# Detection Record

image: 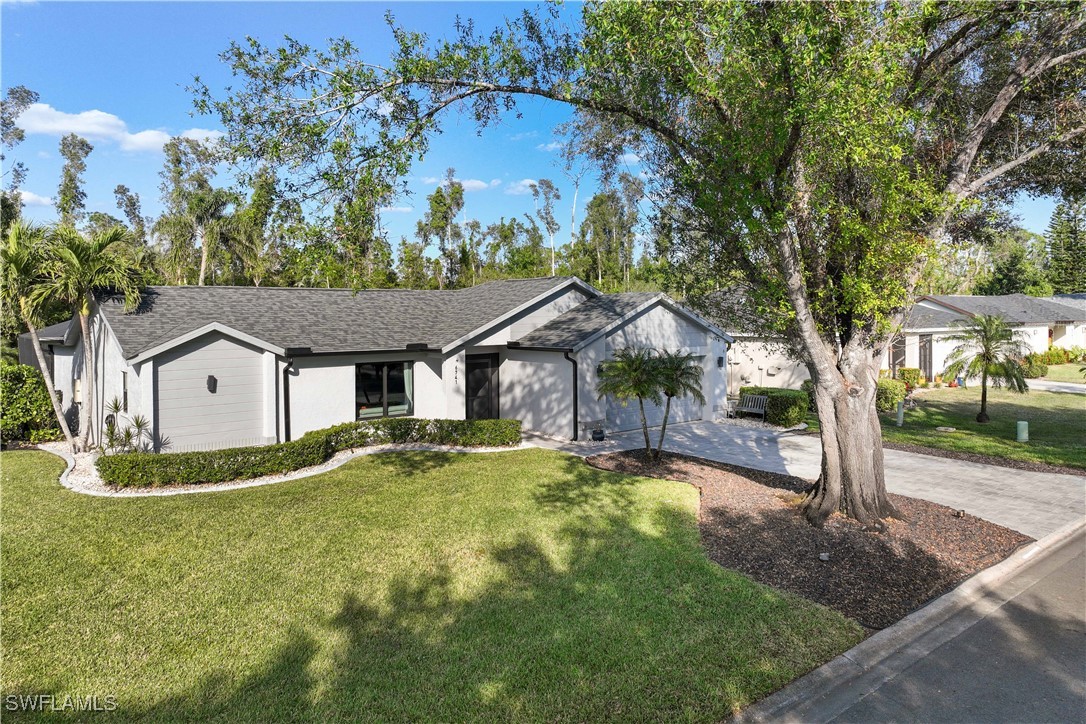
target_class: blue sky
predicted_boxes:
[1,1,1058,250]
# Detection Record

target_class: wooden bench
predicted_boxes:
[735,394,768,421]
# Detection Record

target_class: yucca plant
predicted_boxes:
[942,314,1028,423]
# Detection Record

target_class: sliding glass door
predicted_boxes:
[356,361,414,419]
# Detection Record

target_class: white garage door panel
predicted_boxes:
[156,332,269,452]
[606,395,702,433]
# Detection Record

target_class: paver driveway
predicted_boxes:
[528,421,1086,539]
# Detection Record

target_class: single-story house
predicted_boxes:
[20,276,732,452]
[885,293,1086,380]
[725,293,1085,391]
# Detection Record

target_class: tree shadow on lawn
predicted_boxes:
[94,457,857,722]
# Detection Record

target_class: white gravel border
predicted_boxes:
[36,440,534,498]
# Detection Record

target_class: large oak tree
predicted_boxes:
[197,1,1084,525]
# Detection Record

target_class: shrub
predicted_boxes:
[0,362,60,442]
[800,379,816,412]
[97,435,330,487]
[875,379,907,412]
[1040,347,1070,365]
[1067,346,1086,363]
[98,417,523,487]
[896,367,922,390]
[738,386,809,427]
[1020,354,1048,379]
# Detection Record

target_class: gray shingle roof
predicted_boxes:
[924,294,1086,324]
[905,304,967,329]
[98,277,575,358]
[513,293,660,349]
[33,320,73,342]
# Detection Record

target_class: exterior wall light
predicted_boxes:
[207,375,218,393]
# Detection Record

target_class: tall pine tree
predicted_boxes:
[1045,200,1086,294]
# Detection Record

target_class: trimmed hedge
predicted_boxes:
[875,379,907,412]
[96,435,329,487]
[96,417,523,487]
[738,386,809,427]
[306,417,523,451]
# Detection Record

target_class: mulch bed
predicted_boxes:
[586,449,1032,630]
[881,440,1085,477]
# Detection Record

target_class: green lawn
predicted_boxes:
[1,449,860,721]
[880,386,1086,470]
[1043,363,1086,385]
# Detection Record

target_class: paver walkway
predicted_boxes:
[1029,378,1086,394]
[528,420,1086,539]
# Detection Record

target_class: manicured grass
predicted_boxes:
[880,387,1086,470]
[1,449,861,721]
[1043,363,1086,385]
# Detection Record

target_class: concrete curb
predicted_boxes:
[38,442,535,498]
[737,516,1086,723]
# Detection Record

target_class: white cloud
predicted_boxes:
[620,152,641,164]
[505,178,537,196]
[16,103,221,154]
[420,176,496,192]
[19,190,52,207]
[536,141,562,152]
[508,130,538,142]
[36,150,50,159]
[380,206,413,213]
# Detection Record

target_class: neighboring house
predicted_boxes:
[886,294,1086,380]
[724,292,1086,392]
[20,276,732,452]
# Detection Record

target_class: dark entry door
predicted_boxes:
[919,334,933,380]
[466,354,499,419]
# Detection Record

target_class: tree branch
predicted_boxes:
[963,124,1086,196]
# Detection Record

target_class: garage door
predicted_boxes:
[157,332,268,452]
[606,394,703,433]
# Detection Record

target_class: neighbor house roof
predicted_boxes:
[513,291,733,351]
[920,294,1086,325]
[97,277,583,360]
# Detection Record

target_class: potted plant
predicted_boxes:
[591,423,606,441]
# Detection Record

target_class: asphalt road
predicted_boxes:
[831,527,1086,723]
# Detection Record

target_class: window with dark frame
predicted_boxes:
[121,371,128,412]
[356,361,413,419]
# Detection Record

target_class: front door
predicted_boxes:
[465,354,499,419]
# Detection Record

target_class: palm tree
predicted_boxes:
[34,225,141,450]
[596,347,662,456]
[942,314,1028,423]
[654,351,705,459]
[1,222,77,450]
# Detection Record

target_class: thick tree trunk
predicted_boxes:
[637,397,652,455]
[25,322,77,452]
[801,354,899,527]
[77,310,95,452]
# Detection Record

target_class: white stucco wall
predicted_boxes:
[289,352,443,437]
[500,348,574,439]
[727,337,809,395]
